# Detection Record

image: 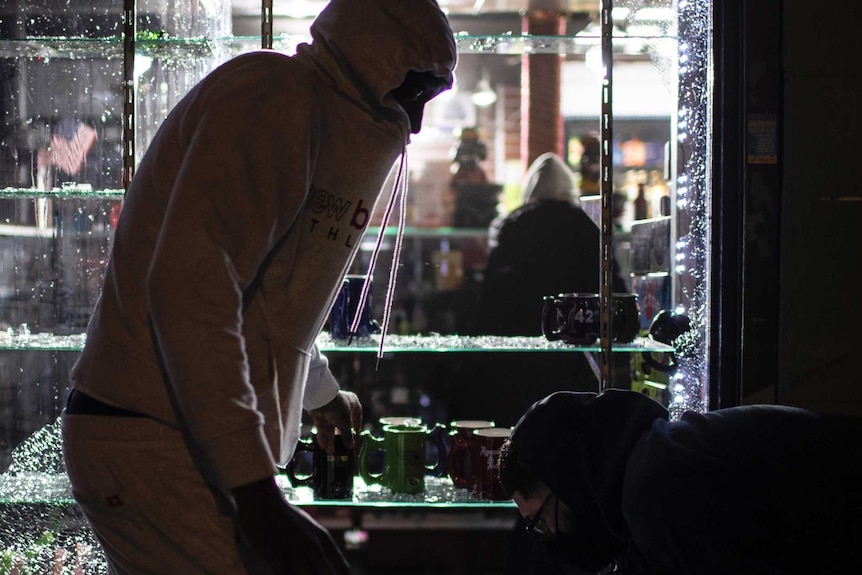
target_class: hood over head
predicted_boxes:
[304,0,457,133]
[508,390,668,545]
[299,0,457,355]
[521,152,578,204]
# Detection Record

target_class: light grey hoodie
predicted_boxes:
[70,0,456,490]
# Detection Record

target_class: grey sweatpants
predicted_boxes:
[61,412,256,575]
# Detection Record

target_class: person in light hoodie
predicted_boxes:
[61,1,456,573]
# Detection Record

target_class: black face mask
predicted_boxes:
[390,70,449,134]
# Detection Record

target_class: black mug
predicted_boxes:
[542,293,641,345]
[641,309,691,374]
[285,434,355,500]
[329,274,380,340]
[542,293,600,345]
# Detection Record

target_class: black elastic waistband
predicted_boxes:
[66,389,145,418]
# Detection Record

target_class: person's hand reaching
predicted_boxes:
[308,390,362,453]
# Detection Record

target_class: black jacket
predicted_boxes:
[511,391,862,574]
[480,200,627,335]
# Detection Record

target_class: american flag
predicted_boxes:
[49,120,98,176]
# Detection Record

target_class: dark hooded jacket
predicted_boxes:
[508,390,862,574]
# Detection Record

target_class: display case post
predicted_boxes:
[599,0,615,391]
[123,0,136,191]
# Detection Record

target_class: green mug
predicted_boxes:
[359,424,438,495]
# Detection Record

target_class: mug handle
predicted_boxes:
[641,310,690,374]
[425,423,449,477]
[641,350,679,374]
[358,430,386,486]
[285,436,315,487]
[541,297,565,341]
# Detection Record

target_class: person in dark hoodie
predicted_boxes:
[461,154,629,428]
[499,390,862,574]
[60,1,456,574]
[480,152,627,336]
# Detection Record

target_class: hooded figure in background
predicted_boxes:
[62,1,456,574]
[500,390,862,574]
[480,152,627,336]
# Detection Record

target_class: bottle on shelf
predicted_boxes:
[634,183,649,221]
[579,134,601,195]
[648,170,670,218]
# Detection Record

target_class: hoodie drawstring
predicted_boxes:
[349,145,409,362]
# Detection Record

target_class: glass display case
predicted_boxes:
[0,0,712,572]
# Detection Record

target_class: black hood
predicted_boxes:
[509,390,669,545]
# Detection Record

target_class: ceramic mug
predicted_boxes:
[285,433,355,500]
[473,427,512,501]
[364,417,430,476]
[329,274,380,340]
[379,418,449,476]
[376,415,449,476]
[542,293,600,345]
[359,423,448,494]
[446,419,496,490]
[542,292,641,345]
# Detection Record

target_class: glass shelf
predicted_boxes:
[0,31,677,62]
[0,473,513,509]
[276,476,515,509]
[366,226,487,239]
[202,33,679,58]
[0,37,216,60]
[317,334,672,353]
[455,33,674,55]
[0,187,124,200]
[0,331,673,353]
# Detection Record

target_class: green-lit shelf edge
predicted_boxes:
[0,332,674,353]
[0,31,678,60]
[0,37,215,60]
[0,474,515,509]
[366,226,487,238]
[0,187,125,199]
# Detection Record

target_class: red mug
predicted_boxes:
[446,419,495,489]
[472,427,512,501]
